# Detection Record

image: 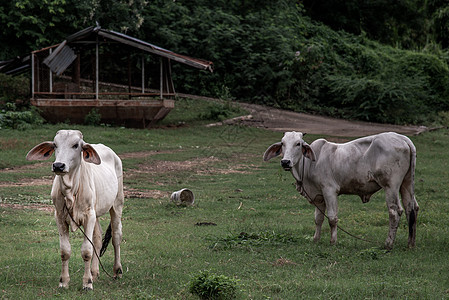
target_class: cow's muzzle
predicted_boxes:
[52,162,66,174]
[280,159,292,171]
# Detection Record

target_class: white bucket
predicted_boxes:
[170,188,195,205]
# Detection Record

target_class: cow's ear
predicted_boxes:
[263,142,282,161]
[302,143,316,161]
[82,143,101,165]
[26,142,55,161]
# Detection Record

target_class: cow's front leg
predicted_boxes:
[81,210,96,290]
[90,219,102,281]
[55,211,71,288]
[313,199,326,242]
[323,191,339,245]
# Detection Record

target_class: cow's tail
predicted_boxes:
[100,222,112,257]
[403,136,419,247]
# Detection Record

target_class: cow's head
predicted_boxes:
[263,131,316,171]
[26,130,101,175]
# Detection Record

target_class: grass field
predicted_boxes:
[1,98,449,299]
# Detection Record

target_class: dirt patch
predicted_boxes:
[0,153,252,205]
[0,177,53,188]
[0,203,54,213]
[0,150,177,174]
[126,156,253,178]
[124,187,170,199]
[235,103,428,137]
[119,150,180,160]
[272,258,297,267]
[1,162,49,173]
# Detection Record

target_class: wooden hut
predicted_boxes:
[30,25,213,127]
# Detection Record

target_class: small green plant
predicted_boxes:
[84,108,102,126]
[189,270,239,300]
[359,247,388,260]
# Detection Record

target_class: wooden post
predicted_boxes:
[95,37,99,100]
[73,54,80,85]
[49,48,53,93]
[160,57,163,99]
[128,55,132,99]
[31,53,35,98]
[141,56,145,94]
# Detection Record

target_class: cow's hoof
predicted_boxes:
[114,268,123,280]
[83,278,93,291]
[384,244,393,251]
[59,279,69,289]
[384,239,394,250]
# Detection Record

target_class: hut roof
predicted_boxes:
[1,25,213,76]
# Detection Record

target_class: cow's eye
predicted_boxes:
[73,143,79,149]
[296,142,301,146]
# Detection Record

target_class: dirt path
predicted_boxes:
[178,93,428,137]
[237,103,428,137]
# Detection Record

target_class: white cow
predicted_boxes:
[264,131,419,249]
[26,130,124,290]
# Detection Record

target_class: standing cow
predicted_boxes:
[26,130,124,290]
[264,131,419,249]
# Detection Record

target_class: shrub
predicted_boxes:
[84,108,102,126]
[199,101,244,121]
[0,74,29,106]
[189,270,239,300]
[0,103,44,130]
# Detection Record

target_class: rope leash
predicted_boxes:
[63,201,115,279]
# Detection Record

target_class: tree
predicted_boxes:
[0,0,148,59]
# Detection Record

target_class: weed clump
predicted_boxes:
[189,270,239,300]
[209,230,300,250]
[84,108,102,126]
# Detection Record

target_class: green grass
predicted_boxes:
[1,100,449,298]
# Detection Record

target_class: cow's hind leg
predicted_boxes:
[90,219,102,281]
[110,205,123,278]
[400,181,419,248]
[385,188,403,250]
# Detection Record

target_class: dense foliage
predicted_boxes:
[1,0,449,124]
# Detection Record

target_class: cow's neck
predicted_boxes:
[58,163,84,214]
[292,157,313,201]
[291,157,307,184]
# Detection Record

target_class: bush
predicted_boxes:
[199,100,245,121]
[84,108,102,126]
[0,103,44,130]
[0,74,29,106]
[189,270,239,300]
